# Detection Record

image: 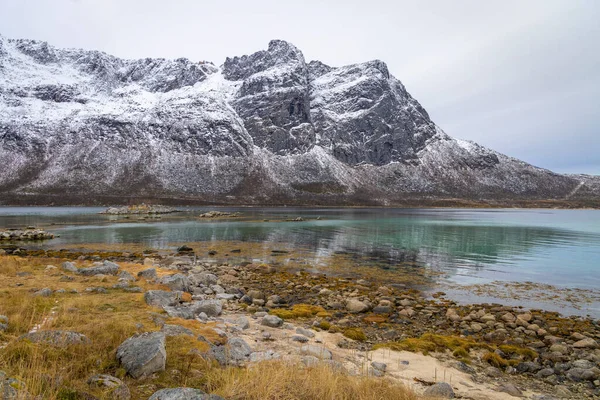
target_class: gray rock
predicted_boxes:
[193,300,223,317]
[497,383,522,397]
[34,288,52,297]
[0,315,8,324]
[249,350,280,363]
[144,290,183,307]
[301,355,320,367]
[573,338,599,349]
[235,316,250,330]
[296,327,315,338]
[454,361,476,374]
[189,272,218,287]
[210,337,253,366]
[345,299,369,313]
[159,274,191,292]
[116,332,166,379]
[536,368,555,378]
[61,261,78,273]
[0,371,26,399]
[300,345,332,360]
[78,260,119,276]
[137,268,157,280]
[216,293,236,300]
[423,382,455,398]
[572,359,595,369]
[371,362,387,372]
[261,315,283,328]
[161,324,194,337]
[516,361,541,373]
[149,388,224,400]
[292,335,309,343]
[21,330,89,346]
[87,374,130,400]
[567,367,600,381]
[485,366,502,378]
[118,271,136,282]
[85,286,108,293]
[372,305,392,314]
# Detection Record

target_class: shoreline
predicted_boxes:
[0,195,599,210]
[1,247,599,398]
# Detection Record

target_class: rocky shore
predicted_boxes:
[0,228,54,241]
[199,211,241,218]
[1,246,599,399]
[100,205,180,215]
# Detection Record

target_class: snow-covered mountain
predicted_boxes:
[0,35,597,205]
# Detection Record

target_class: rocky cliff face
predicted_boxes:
[0,34,597,205]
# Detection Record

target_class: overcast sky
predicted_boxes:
[1,0,599,175]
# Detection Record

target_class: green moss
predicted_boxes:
[318,321,331,330]
[498,345,538,361]
[269,304,326,320]
[373,333,491,357]
[452,347,469,358]
[482,351,509,368]
[343,328,367,341]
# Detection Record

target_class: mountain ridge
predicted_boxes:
[0,34,598,207]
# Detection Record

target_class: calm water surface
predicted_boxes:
[1,207,599,315]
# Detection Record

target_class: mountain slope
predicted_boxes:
[0,35,597,206]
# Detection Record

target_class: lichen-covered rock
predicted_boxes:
[61,261,78,273]
[144,290,184,308]
[116,332,166,379]
[78,260,119,276]
[137,268,157,280]
[209,337,253,366]
[0,371,27,399]
[148,388,224,400]
[87,374,130,400]
[159,273,190,292]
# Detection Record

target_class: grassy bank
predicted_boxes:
[0,255,419,399]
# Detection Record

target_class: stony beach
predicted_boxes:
[1,242,599,399]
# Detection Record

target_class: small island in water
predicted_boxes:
[100,204,180,215]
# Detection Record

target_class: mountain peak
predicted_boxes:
[0,34,595,205]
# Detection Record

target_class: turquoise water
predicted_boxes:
[1,207,599,314]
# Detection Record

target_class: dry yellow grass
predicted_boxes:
[0,255,422,399]
[206,360,419,400]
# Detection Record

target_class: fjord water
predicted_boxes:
[1,207,599,314]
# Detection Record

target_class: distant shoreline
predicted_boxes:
[0,194,598,210]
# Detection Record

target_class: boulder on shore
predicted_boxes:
[116,332,166,379]
[149,388,224,400]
